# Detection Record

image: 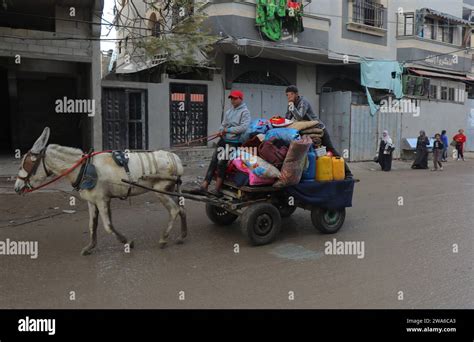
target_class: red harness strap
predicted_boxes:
[24,150,112,193]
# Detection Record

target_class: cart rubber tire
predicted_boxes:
[206,203,238,226]
[311,208,346,234]
[240,203,281,246]
[275,203,297,218]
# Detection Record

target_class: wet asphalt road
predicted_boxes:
[0,159,473,309]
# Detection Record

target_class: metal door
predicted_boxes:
[102,88,126,150]
[102,88,147,150]
[349,105,378,161]
[232,83,287,119]
[319,91,351,157]
[170,83,207,146]
[261,85,288,119]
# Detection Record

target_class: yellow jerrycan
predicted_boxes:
[332,156,345,181]
[316,155,333,181]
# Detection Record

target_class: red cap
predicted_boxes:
[228,90,244,100]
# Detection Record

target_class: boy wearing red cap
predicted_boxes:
[198,90,251,196]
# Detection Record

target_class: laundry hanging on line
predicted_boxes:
[360,60,404,115]
[256,0,304,41]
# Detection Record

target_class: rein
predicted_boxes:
[23,150,112,193]
[170,132,220,149]
[21,132,222,193]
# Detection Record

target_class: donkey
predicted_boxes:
[14,127,187,255]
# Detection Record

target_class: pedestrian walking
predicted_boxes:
[432,133,444,171]
[411,130,430,169]
[453,129,467,161]
[440,130,448,162]
[377,130,394,171]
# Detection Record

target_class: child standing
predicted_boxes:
[432,133,444,171]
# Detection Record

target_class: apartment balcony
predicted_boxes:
[201,0,331,64]
[396,8,473,73]
[346,0,387,37]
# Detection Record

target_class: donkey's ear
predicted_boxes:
[31,127,51,153]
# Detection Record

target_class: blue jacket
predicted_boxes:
[219,103,251,143]
[441,134,449,148]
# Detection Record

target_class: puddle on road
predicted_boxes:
[270,243,323,261]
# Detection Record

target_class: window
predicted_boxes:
[0,3,55,32]
[397,12,414,36]
[429,85,438,99]
[440,86,448,100]
[448,88,455,101]
[437,21,454,44]
[423,18,435,39]
[148,12,162,37]
[118,41,122,54]
[352,0,385,28]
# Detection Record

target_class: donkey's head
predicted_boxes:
[15,127,52,194]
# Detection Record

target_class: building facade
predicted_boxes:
[105,0,474,159]
[0,0,104,153]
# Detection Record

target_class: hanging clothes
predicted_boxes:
[360,60,404,115]
[256,0,304,41]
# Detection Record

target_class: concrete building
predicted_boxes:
[0,0,104,153]
[105,0,474,159]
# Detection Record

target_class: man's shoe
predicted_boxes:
[188,187,208,196]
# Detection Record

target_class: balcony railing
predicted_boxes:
[352,0,385,29]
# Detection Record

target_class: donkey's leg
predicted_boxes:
[97,199,134,249]
[155,193,181,248]
[177,206,188,244]
[81,202,99,256]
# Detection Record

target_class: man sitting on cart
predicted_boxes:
[285,85,354,180]
[196,90,251,197]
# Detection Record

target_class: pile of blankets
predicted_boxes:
[287,120,324,146]
[225,118,319,188]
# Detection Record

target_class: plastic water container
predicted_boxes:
[316,155,333,181]
[332,156,345,181]
[302,149,316,181]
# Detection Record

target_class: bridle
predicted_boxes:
[17,148,112,194]
[17,148,53,190]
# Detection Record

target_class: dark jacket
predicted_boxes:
[285,96,318,121]
[433,140,444,150]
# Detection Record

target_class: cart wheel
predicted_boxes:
[241,203,281,246]
[311,208,346,234]
[275,203,297,218]
[206,203,238,226]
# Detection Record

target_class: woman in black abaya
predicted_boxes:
[411,130,430,169]
[377,130,394,171]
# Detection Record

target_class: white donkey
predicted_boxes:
[14,127,187,255]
